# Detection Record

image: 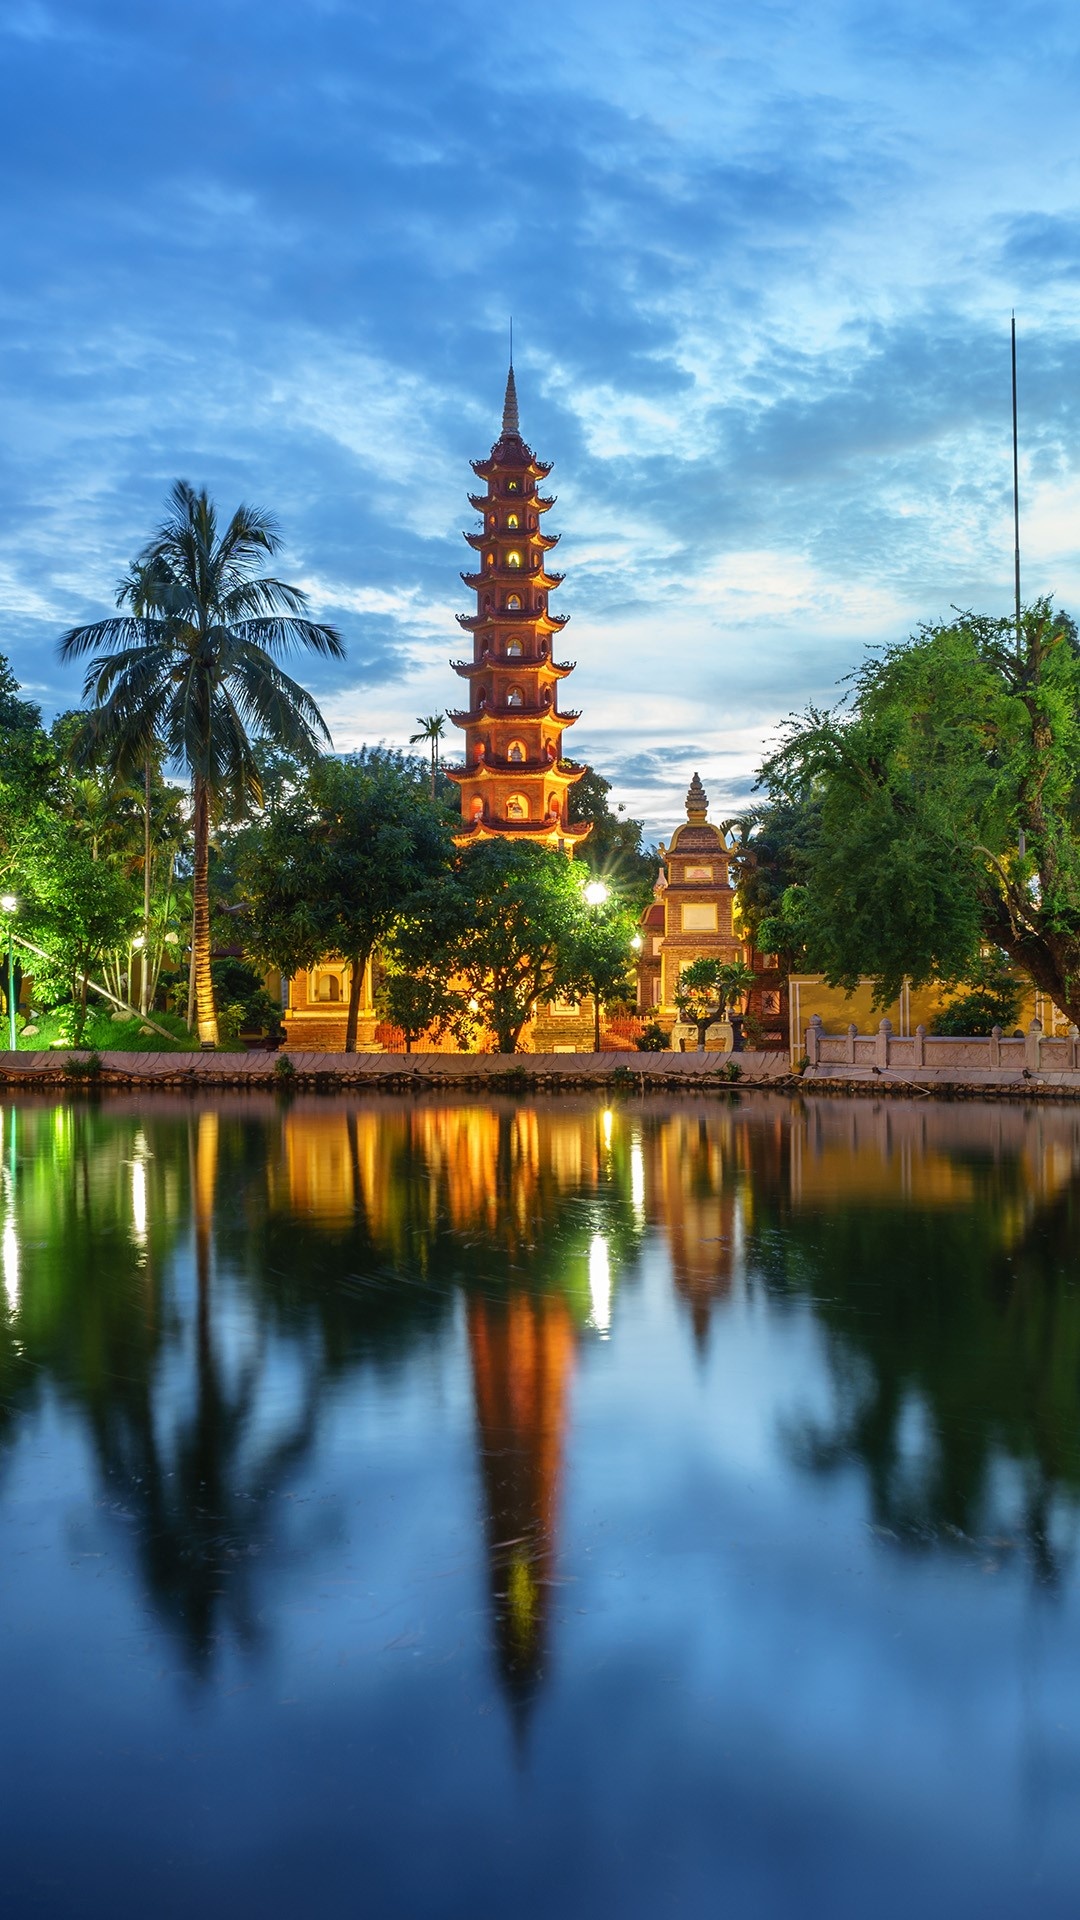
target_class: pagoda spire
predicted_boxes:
[447,369,591,850]
[502,362,520,438]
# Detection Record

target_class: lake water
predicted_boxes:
[3,1092,1080,1917]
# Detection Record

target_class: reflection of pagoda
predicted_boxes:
[467,1291,575,1722]
[652,1114,738,1348]
[448,366,590,849]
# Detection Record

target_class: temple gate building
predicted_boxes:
[448,365,590,850]
[635,771,785,1046]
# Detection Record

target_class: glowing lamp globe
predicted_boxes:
[583,881,609,907]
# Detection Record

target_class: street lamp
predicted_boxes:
[0,896,17,1052]
[583,880,609,908]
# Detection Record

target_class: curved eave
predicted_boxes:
[456,610,569,634]
[450,656,575,680]
[453,818,592,847]
[448,707,580,729]
[462,528,560,552]
[471,453,552,480]
[446,758,587,782]
[459,568,564,591]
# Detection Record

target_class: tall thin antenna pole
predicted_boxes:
[509,316,513,369]
[1012,312,1022,659]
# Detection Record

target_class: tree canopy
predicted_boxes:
[241,750,453,1050]
[756,602,1080,1025]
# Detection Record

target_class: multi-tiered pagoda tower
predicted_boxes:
[447,367,590,849]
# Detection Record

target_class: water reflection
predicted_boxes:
[4,1090,1076,1912]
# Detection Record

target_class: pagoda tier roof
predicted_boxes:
[457,609,568,633]
[448,706,580,729]
[471,454,554,482]
[453,817,592,846]
[446,755,587,781]
[450,656,575,679]
[466,490,556,514]
[462,527,560,552]
[460,567,565,592]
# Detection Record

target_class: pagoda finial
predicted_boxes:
[686,771,708,820]
[501,362,520,438]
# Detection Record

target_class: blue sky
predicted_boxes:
[4,0,1080,837]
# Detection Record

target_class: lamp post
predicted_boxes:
[0,895,17,1052]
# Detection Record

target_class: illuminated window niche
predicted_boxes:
[507,739,527,763]
[506,685,524,708]
[507,550,522,569]
[506,594,522,611]
[506,793,529,820]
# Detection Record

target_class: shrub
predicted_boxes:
[635,1022,670,1052]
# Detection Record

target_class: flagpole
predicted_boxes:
[1012,313,1022,659]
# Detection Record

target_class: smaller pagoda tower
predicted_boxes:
[447,367,590,849]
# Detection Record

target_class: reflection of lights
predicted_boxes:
[630,1133,645,1215]
[588,1232,611,1335]
[601,1108,613,1150]
[131,1129,149,1245]
[467,998,480,1015]
[2,1215,18,1312]
[131,1161,147,1243]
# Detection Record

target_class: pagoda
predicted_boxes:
[447,366,590,849]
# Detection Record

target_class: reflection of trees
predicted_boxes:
[746,1104,1080,1582]
[0,1095,646,1700]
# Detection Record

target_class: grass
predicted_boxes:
[16,1007,194,1052]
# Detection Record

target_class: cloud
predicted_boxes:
[4,0,1080,828]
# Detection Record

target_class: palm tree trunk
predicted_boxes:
[344,950,369,1054]
[141,755,152,1015]
[192,775,218,1047]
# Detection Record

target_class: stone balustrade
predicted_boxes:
[805,1015,1080,1073]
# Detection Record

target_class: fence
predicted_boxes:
[805,1015,1080,1073]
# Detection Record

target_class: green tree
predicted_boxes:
[759,602,1080,1024]
[242,751,453,1052]
[562,894,639,1050]
[377,964,467,1053]
[59,482,344,1046]
[392,841,589,1054]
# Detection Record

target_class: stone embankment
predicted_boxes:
[0,1047,795,1092]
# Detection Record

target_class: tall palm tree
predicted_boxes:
[60,482,344,1046]
[409,713,446,800]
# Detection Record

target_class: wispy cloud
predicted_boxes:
[3,0,1080,832]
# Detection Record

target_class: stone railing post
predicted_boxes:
[990,1025,1002,1068]
[1025,1019,1043,1072]
[806,1013,823,1065]
[1072,1026,1080,1071]
[846,1022,857,1064]
[914,1023,926,1067]
[876,1018,892,1069]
